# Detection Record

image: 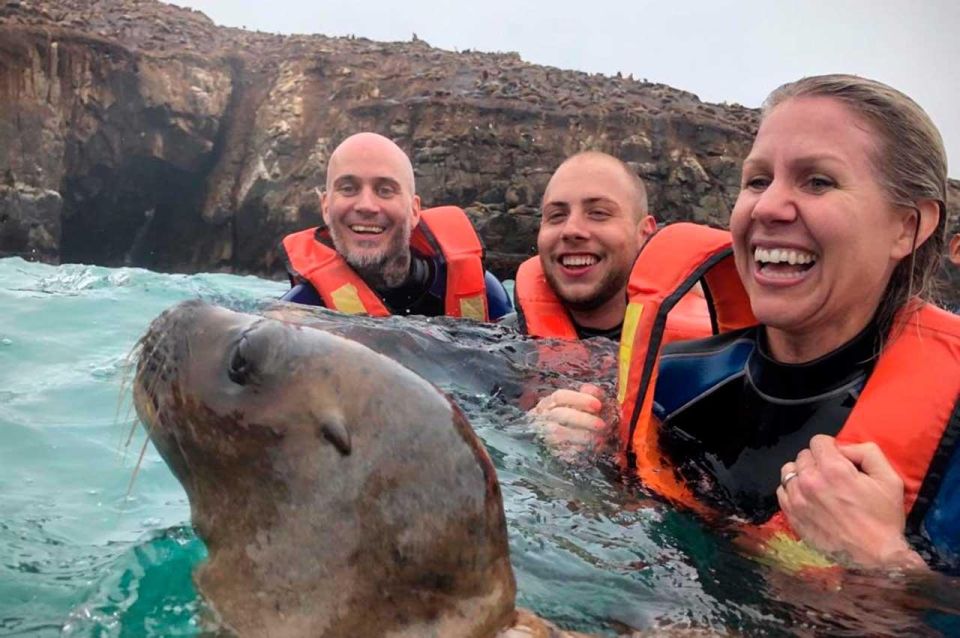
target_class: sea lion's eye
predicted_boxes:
[228,337,251,385]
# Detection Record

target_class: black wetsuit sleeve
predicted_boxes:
[483,271,513,320]
[280,282,325,306]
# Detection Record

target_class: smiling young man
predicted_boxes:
[506,151,657,340]
[280,132,512,320]
[518,152,721,454]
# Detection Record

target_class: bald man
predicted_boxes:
[280,133,512,319]
[504,151,657,340]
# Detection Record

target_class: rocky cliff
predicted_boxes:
[1,0,957,299]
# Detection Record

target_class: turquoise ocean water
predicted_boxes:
[2,256,958,637]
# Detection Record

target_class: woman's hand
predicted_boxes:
[530,383,611,459]
[777,434,928,570]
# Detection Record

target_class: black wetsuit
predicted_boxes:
[652,321,880,523]
[575,322,623,341]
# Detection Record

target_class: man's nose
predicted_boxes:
[354,186,380,212]
[560,210,590,239]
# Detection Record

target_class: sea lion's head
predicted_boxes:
[133,300,516,637]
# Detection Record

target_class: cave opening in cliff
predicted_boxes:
[60,157,220,273]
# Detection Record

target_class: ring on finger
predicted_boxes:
[781,470,799,488]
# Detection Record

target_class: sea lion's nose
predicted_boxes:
[224,318,298,388]
[227,319,269,386]
[228,336,253,385]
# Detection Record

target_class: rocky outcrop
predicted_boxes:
[0,0,957,303]
[0,183,62,261]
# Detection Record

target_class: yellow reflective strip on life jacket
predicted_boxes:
[459,294,486,322]
[617,302,644,405]
[761,533,835,572]
[330,283,367,315]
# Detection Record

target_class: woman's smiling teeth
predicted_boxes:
[754,247,817,266]
[754,246,817,280]
[350,224,385,234]
[561,254,599,267]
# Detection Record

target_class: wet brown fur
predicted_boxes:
[133,300,517,637]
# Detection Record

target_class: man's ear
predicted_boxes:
[319,188,331,226]
[637,214,657,245]
[410,195,422,229]
[949,232,960,266]
[891,199,940,260]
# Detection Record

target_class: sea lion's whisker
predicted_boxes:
[115,352,141,450]
[125,435,151,499]
[121,330,168,459]
[122,404,141,452]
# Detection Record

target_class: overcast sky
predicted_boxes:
[171,0,959,178]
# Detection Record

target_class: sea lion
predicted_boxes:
[132,300,589,638]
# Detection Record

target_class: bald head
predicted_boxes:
[326,132,416,194]
[544,151,648,221]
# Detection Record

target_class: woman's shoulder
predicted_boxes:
[653,327,759,419]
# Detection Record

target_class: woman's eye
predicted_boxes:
[807,176,835,192]
[744,176,771,190]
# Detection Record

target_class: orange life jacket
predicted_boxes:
[281,206,489,321]
[513,257,579,339]
[616,223,960,530]
[615,222,756,446]
[513,246,715,342]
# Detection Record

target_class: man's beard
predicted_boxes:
[544,263,629,313]
[330,221,413,289]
